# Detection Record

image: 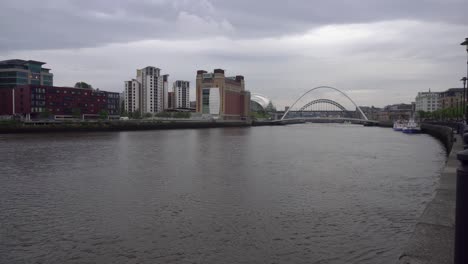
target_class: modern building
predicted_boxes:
[250,93,272,112]
[173,80,190,108]
[124,79,141,113]
[0,59,53,89]
[196,69,250,120]
[0,85,119,119]
[124,66,166,115]
[439,88,464,109]
[415,90,441,112]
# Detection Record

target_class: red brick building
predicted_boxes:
[0,85,120,119]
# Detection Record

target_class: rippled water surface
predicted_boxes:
[0,124,446,263]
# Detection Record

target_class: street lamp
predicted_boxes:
[461,38,468,123]
[462,77,468,122]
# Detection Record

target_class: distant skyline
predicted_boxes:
[1,0,467,109]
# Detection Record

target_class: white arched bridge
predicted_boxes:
[280,86,377,124]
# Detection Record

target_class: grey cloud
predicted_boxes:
[0,0,466,52]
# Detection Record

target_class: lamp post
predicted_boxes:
[461,38,468,124]
[463,77,467,123]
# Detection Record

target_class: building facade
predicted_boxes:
[173,80,190,108]
[163,74,169,110]
[439,88,464,109]
[415,91,441,112]
[0,59,53,89]
[196,69,250,120]
[0,85,119,119]
[167,92,175,109]
[377,103,413,121]
[125,66,166,115]
[124,79,141,113]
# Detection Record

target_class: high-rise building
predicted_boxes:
[196,69,250,120]
[415,90,441,112]
[125,66,165,114]
[124,79,141,113]
[173,80,190,108]
[0,59,53,89]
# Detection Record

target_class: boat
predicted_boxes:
[402,119,421,134]
[393,120,405,131]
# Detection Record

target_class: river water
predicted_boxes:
[0,124,446,264]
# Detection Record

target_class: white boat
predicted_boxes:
[402,119,421,134]
[393,120,405,131]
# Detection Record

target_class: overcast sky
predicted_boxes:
[1,0,467,108]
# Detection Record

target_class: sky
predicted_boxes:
[1,0,467,109]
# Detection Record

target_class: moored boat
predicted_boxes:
[402,119,421,134]
[393,120,405,131]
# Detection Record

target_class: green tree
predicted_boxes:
[74,82,93,89]
[144,113,153,118]
[99,110,109,120]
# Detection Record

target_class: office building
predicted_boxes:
[195,69,250,120]
[0,59,53,89]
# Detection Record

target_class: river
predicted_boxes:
[0,124,446,263]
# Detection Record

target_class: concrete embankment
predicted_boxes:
[397,126,459,264]
[420,123,455,154]
[0,120,251,134]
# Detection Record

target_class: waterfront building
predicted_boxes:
[439,88,464,109]
[0,85,119,119]
[195,69,250,120]
[415,90,441,112]
[0,59,53,89]
[124,79,141,113]
[357,106,381,120]
[173,80,190,108]
[124,66,166,115]
[377,103,413,121]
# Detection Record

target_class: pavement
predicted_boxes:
[397,135,461,264]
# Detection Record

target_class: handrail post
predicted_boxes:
[455,149,468,263]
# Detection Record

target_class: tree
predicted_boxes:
[74,82,93,89]
[99,110,109,120]
[144,113,153,118]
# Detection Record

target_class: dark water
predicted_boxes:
[0,124,446,264]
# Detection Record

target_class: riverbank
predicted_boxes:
[397,130,459,263]
[0,120,252,134]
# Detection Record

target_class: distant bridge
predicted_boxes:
[281,86,373,122]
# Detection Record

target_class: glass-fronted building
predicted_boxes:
[0,59,53,89]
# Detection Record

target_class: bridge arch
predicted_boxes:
[281,86,368,120]
[298,98,348,112]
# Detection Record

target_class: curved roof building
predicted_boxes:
[250,93,272,111]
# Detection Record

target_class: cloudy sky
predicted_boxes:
[1,0,467,108]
